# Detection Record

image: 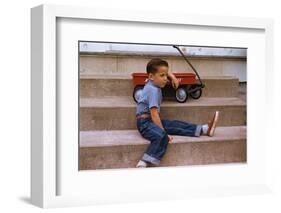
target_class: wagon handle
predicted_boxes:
[172,45,204,87]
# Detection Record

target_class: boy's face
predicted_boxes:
[148,65,168,88]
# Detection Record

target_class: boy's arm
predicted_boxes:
[167,70,176,79]
[167,70,179,89]
[150,107,173,142]
[150,107,165,130]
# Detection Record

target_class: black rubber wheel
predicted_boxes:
[189,85,202,99]
[133,85,144,103]
[175,86,188,103]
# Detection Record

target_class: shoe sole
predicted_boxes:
[208,111,219,137]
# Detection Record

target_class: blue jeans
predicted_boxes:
[136,117,202,165]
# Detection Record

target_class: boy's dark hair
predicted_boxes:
[146,58,169,74]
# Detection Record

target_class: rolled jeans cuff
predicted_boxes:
[142,153,161,165]
[194,125,202,137]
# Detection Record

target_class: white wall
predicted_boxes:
[1,0,281,212]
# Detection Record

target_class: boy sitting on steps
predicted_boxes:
[135,58,219,168]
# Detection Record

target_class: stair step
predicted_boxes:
[79,55,246,81]
[80,96,246,130]
[79,126,246,170]
[80,74,239,98]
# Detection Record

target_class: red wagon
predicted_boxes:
[132,45,205,103]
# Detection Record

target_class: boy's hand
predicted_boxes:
[168,135,173,143]
[167,70,179,89]
[172,77,179,89]
[170,76,179,89]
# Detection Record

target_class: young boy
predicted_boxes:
[135,58,219,168]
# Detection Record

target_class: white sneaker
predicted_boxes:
[136,160,147,168]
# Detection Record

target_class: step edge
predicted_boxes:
[79,97,246,108]
[80,127,246,148]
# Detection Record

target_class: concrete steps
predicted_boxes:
[80,96,246,130]
[80,74,239,98]
[79,126,246,170]
[78,53,247,169]
[79,54,246,81]
[79,70,246,169]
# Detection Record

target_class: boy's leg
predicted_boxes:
[161,119,202,137]
[137,120,170,166]
[161,111,220,137]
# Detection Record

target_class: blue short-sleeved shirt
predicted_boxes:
[136,79,162,116]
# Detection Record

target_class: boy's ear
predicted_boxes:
[148,73,154,79]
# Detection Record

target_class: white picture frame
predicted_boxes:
[31,4,274,208]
